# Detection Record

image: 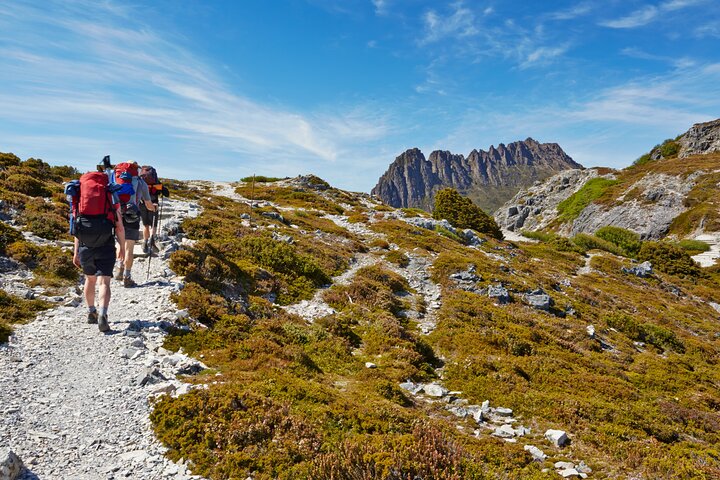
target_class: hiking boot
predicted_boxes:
[150,239,160,254]
[123,276,137,288]
[98,314,110,332]
[115,268,124,281]
[87,310,98,324]
[142,239,150,254]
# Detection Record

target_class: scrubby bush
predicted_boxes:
[2,173,52,197]
[0,152,21,169]
[7,241,78,283]
[638,241,701,278]
[19,198,69,240]
[595,226,642,257]
[572,233,623,255]
[0,290,51,343]
[172,283,229,325]
[673,239,710,255]
[605,313,685,353]
[0,222,22,255]
[432,188,502,240]
[240,175,285,183]
[385,250,410,268]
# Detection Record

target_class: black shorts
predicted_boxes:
[79,243,116,277]
[139,204,157,227]
[123,219,141,241]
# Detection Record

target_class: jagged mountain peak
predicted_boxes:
[372,138,582,212]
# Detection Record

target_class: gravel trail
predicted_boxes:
[0,198,207,480]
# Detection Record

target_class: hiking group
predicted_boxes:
[65,156,169,332]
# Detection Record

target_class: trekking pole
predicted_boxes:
[250,174,255,212]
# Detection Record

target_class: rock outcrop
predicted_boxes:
[372,139,583,213]
[495,168,603,232]
[678,118,720,158]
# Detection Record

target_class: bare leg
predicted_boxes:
[124,239,136,273]
[84,275,97,308]
[97,275,112,308]
[143,224,150,242]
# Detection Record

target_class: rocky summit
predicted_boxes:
[372,138,582,213]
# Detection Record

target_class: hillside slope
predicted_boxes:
[497,120,720,243]
[372,139,582,213]
[152,176,719,479]
[2,157,720,479]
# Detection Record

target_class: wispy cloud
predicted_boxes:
[520,45,570,69]
[620,47,696,69]
[438,63,720,166]
[372,0,388,16]
[0,0,391,182]
[601,0,706,29]
[422,2,479,44]
[547,2,594,21]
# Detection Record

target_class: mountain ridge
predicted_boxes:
[372,138,583,213]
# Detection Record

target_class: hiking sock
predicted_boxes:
[124,270,132,278]
[99,307,108,318]
[88,306,97,313]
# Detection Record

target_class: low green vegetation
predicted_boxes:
[0,290,51,343]
[673,239,711,254]
[638,241,702,278]
[556,177,620,222]
[632,137,681,167]
[240,175,286,183]
[595,226,642,257]
[149,168,720,479]
[433,188,503,240]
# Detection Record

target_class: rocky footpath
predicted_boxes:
[0,198,208,480]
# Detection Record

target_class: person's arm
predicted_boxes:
[114,205,126,259]
[73,237,81,268]
[139,180,156,211]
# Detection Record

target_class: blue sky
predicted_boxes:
[1,0,719,192]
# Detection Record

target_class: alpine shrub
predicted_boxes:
[595,226,642,257]
[638,242,701,278]
[572,233,623,256]
[432,188,502,240]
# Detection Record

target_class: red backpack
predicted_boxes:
[114,162,139,204]
[73,172,116,247]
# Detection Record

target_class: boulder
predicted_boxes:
[524,445,546,461]
[622,261,653,278]
[422,383,448,398]
[0,448,23,480]
[523,289,552,311]
[545,429,570,447]
[494,407,513,417]
[399,381,423,395]
[492,424,516,438]
[487,285,511,304]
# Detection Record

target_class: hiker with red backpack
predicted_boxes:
[138,165,169,254]
[66,166,126,333]
[112,161,156,287]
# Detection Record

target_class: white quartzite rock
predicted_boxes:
[0,448,23,480]
[545,429,570,447]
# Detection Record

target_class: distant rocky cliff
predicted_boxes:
[372,139,583,213]
[678,118,720,158]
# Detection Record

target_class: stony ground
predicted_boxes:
[0,198,207,480]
